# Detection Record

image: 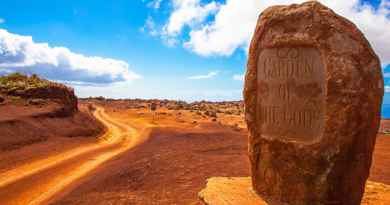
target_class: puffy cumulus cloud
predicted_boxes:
[187,71,218,79]
[185,0,260,56]
[0,29,141,84]
[143,0,219,47]
[233,74,244,81]
[162,0,390,65]
[163,0,219,36]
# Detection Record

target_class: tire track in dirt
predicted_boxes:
[0,107,148,205]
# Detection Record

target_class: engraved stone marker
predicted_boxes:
[244,2,384,205]
[257,47,325,142]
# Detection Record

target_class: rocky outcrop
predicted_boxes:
[244,1,383,205]
[13,84,78,116]
[0,73,78,116]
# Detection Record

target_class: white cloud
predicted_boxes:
[140,16,158,36]
[384,72,390,78]
[185,0,260,56]
[187,71,218,79]
[0,29,141,84]
[142,0,219,47]
[147,0,164,9]
[233,74,244,81]
[161,0,390,65]
[0,18,5,24]
[385,85,390,93]
[163,0,219,36]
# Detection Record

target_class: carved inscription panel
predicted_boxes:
[257,47,325,142]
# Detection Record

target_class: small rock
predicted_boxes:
[205,110,217,118]
[87,104,96,111]
[28,98,45,106]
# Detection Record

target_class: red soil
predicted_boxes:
[370,134,390,184]
[53,121,249,204]
[0,102,104,152]
[53,105,390,205]
[0,98,388,205]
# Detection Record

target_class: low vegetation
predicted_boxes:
[81,97,244,117]
[0,73,50,94]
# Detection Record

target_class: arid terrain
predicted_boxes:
[0,74,389,204]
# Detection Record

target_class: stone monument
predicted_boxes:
[199,1,386,205]
[244,1,384,205]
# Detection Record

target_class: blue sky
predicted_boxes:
[0,0,390,104]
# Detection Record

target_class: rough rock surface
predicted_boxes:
[0,73,78,116]
[9,84,78,115]
[244,1,384,205]
[199,177,390,205]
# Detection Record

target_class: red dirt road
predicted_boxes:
[53,124,250,205]
[0,107,147,205]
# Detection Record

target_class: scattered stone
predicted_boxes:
[244,2,384,205]
[150,102,157,112]
[205,110,217,118]
[87,103,96,112]
[224,110,233,115]
[28,98,45,106]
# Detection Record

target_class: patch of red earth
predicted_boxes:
[369,135,390,184]
[0,102,104,152]
[0,103,62,121]
[54,124,390,205]
[379,119,390,133]
[0,102,105,175]
[53,124,250,205]
[1,96,387,204]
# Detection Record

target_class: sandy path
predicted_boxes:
[0,107,147,205]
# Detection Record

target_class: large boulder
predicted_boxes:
[244,1,383,205]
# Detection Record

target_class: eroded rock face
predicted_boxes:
[244,2,384,205]
[21,85,78,115]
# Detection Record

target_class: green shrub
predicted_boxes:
[0,72,50,92]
